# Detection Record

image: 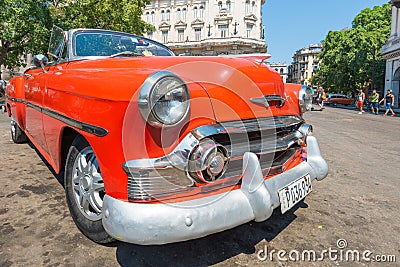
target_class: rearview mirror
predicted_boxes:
[33,54,48,73]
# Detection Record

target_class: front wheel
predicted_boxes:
[11,118,28,144]
[64,136,114,243]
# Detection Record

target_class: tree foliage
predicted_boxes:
[57,0,153,34]
[311,4,391,94]
[0,0,53,70]
[0,0,152,72]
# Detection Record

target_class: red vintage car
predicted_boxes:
[5,26,328,245]
[323,93,354,106]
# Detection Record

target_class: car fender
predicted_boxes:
[5,76,26,129]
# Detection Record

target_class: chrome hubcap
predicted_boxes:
[71,146,105,221]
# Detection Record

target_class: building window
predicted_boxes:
[280,68,284,74]
[162,31,168,43]
[146,12,150,23]
[195,28,202,41]
[199,6,204,18]
[178,29,185,42]
[161,10,165,21]
[151,11,155,23]
[182,8,187,20]
[147,31,153,39]
[252,1,255,13]
[166,10,170,21]
[245,0,250,15]
[226,0,231,12]
[246,24,253,38]
[218,1,222,10]
[177,8,181,20]
[194,7,198,18]
[218,24,228,38]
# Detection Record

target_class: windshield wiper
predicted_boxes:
[109,51,144,58]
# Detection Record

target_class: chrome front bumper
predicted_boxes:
[102,136,328,245]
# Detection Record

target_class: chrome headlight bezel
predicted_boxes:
[138,71,190,127]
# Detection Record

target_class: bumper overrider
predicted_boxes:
[102,117,328,245]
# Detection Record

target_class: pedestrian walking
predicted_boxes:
[316,87,325,110]
[370,89,379,115]
[356,89,365,114]
[379,89,396,116]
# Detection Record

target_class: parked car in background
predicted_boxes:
[5,26,328,245]
[324,94,354,106]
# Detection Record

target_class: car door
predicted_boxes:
[24,67,51,153]
[24,26,68,156]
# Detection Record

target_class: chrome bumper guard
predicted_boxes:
[102,136,328,245]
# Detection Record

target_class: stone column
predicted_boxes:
[392,1,400,37]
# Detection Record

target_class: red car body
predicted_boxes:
[324,94,354,106]
[5,27,328,245]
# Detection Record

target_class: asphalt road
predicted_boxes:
[0,106,399,266]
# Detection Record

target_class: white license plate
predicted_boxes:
[278,174,312,214]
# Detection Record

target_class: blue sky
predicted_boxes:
[262,0,389,64]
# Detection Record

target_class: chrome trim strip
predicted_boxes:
[6,96,108,137]
[5,95,24,103]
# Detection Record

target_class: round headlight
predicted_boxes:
[138,71,190,126]
[150,76,189,125]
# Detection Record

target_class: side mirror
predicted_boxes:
[33,54,48,73]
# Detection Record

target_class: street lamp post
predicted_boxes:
[233,21,238,35]
[207,24,212,37]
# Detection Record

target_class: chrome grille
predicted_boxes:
[206,117,304,182]
[126,116,305,202]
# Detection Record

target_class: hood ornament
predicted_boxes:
[250,95,285,108]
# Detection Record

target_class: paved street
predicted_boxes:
[0,106,399,266]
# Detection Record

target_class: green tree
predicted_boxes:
[311,4,391,94]
[0,0,153,73]
[57,0,154,35]
[0,0,53,70]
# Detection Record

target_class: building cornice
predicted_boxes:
[174,21,187,29]
[381,49,400,60]
[243,14,258,25]
[158,21,171,30]
[191,18,205,28]
[167,37,266,48]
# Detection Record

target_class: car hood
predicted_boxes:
[63,56,286,121]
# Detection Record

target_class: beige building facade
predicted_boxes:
[266,63,288,83]
[381,0,400,108]
[142,0,267,55]
[287,44,322,85]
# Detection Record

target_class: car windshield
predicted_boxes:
[73,31,174,57]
